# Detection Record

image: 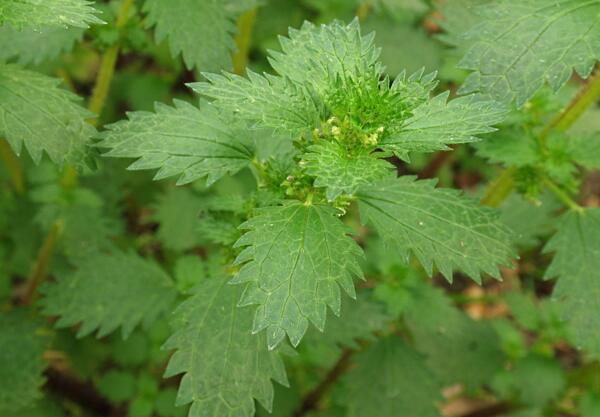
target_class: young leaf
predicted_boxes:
[458,0,600,106]
[303,141,393,200]
[342,336,442,417]
[380,93,507,157]
[544,208,600,357]
[268,19,381,95]
[41,251,177,338]
[0,310,49,414]
[0,64,96,168]
[232,202,364,349]
[357,176,514,282]
[0,26,83,65]
[164,276,288,417]
[143,0,238,72]
[99,100,254,185]
[191,71,322,136]
[0,0,103,29]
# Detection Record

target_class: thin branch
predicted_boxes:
[542,176,584,213]
[87,0,135,121]
[356,2,370,20]
[0,138,24,195]
[292,348,355,417]
[541,67,600,138]
[44,366,118,416]
[480,70,600,208]
[480,166,516,207]
[22,221,63,305]
[232,8,258,75]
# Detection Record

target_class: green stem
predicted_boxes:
[23,221,63,305]
[541,68,600,137]
[61,0,134,186]
[87,0,135,122]
[250,158,268,188]
[232,8,257,75]
[356,2,370,20]
[480,166,516,207]
[481,70,600,207]
[542,176,583,213]
[0,138,24,195]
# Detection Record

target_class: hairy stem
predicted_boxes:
[87,0,135,122]
[542,176,583,213]
[0,138,24,195]
[481,71,600,207]
[293,348,354,417]
[23,221,63,305]
[232,8,258,75]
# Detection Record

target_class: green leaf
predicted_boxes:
[41,251,177,338]
[457,0,600,106]
[303,141,393,200]
[0,0,103,29]
[232,201,364,349]
[544,208,600,357]
[0,26,83,65]
[191,71,322,136]
[0,64,96,168]
[492,354,565,406]
[405,284,505,388]
[580,392,600,417]
[0,310,50,414]
[570,134,600,170]
[12,398,65,417]
[153,187,205,251]
[357,176,514,282]
[163,277,288,417]
[268,19,381,95]
[304,292,391,351]
[99,100,254,185]
[380,93,507,157]
[342,336,442,417]
[143,0,240,71]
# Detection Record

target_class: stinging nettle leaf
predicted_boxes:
[0,310,50,414]
[143,0,237,72]
[357,176,515,282]
[404,284,505,389]
[191,71,322,136]
[0,0,103,29]
[381,92,507,157]
[457,0,600,106]
[0,26,84,65]
[164,276,288,417]
[99,100,254,186]
[232,201,364,349]
[544,208,600,357]
[268,19,381,95]
[41,251,177,338]
[303,141,394,201]
[342,336,442,417]
[0,64,96,168]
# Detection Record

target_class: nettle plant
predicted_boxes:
[1,1,600,417]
